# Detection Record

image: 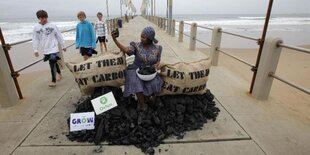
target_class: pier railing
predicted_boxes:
[146,15,309,100]
[0,27,77,103]
[0,16,130,107]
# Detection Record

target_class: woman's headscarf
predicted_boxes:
[142,26,158,44]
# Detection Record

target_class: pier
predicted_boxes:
[0,15,310,155]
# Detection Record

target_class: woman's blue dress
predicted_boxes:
[123,42,163,97]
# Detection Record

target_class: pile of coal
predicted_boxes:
[138,65,157,75]
[66,87,220,155]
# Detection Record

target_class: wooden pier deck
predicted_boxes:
[1,16,310,155]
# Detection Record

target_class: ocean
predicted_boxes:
[1,14,310,48]
[173,14,310,48]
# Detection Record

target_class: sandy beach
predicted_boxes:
[199,45,310,122]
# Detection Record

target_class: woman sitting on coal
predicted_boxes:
[111,27,163,110]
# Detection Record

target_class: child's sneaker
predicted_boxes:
[48,82,56,87]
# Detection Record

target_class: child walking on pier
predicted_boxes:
[75,11,97,60]
[94,12,108,53]
[32,10,66,87]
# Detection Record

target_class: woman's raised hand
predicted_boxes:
[111,29,119,40]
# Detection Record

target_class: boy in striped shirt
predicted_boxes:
[94,12,107,53]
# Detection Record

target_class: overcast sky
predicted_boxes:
[0,0,309,19]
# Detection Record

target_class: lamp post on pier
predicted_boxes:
[106,0,109,19]
[154,0,156,16]
[120,0,123,17]
[167,0,173,34]
[166,0,168,19]
[151,0,154,16]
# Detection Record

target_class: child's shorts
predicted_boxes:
[80,47,98,57]
[43,52,60,63]
[97,36,107,43]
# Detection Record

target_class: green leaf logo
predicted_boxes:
[100,97,107,105]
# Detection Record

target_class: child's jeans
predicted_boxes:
[43,53,61,83]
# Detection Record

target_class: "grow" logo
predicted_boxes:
[70,112,95,132]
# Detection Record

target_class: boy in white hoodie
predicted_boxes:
[32,10,66,87]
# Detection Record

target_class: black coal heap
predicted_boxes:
[66,87,220,155]
[138,65,157,75]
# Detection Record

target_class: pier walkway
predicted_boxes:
[1,16,310,155]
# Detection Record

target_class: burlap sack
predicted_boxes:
[66,52,126,95]
[160,58,211,95]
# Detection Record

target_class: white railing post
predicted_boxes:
[163,19,166,30]
[110,19,113,31]
[157,17,159,27]
[116,18,119,28]
[166,19,169,33]
[106,20,110,34]
[114,19,117,29]
[112,19,114,30]
[162,18,165,30]
[162,18,164,30]
[58,44,65,70]
[171,20,176,37]
[0,46,18,107]
[210,27,222,66]
[179,21,184,42]
[189,23,197,51]
[252,37,283,100]
[112,19,115,29]
[115,18,117,28]
[156,17,158,27]
[155,16,158,25]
